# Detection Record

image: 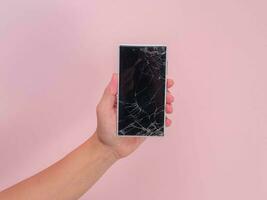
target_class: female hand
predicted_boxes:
[95,73,175,159]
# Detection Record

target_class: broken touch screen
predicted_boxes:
[117,45,167,136]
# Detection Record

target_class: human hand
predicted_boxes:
[95,73,174,159]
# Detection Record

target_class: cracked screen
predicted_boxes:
[118,45,167,136]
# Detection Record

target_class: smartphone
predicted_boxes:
[117,45,167,136]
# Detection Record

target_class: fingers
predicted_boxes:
[166,79,174,127]
[167,79,174,88]
[165,117,172,127]
[166,91,174,104]
[166,103,173,114]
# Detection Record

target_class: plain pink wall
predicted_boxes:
[0,0,266,199]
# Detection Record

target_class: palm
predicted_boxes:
[96,102,145,158]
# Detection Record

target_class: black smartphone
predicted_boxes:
[117,45,167,136]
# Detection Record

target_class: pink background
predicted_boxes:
[0,0,266,199]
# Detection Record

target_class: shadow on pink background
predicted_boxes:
[0,0,266,199]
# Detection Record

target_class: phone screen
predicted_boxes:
[117,45,167,136]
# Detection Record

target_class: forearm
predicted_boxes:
[0,132,118,200]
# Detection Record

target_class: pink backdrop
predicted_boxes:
[0,0,266,199]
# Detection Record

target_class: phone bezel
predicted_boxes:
[116,44,168,137]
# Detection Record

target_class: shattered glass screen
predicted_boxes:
[118,45,167,136]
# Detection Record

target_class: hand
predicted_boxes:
[95,73,175,159]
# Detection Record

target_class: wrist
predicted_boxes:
[89,132,120,162]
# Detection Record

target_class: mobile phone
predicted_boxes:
[117,45,167,136]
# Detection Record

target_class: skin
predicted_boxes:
[0,73,174,200]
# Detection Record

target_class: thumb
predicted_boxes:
[100,73,118,109]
